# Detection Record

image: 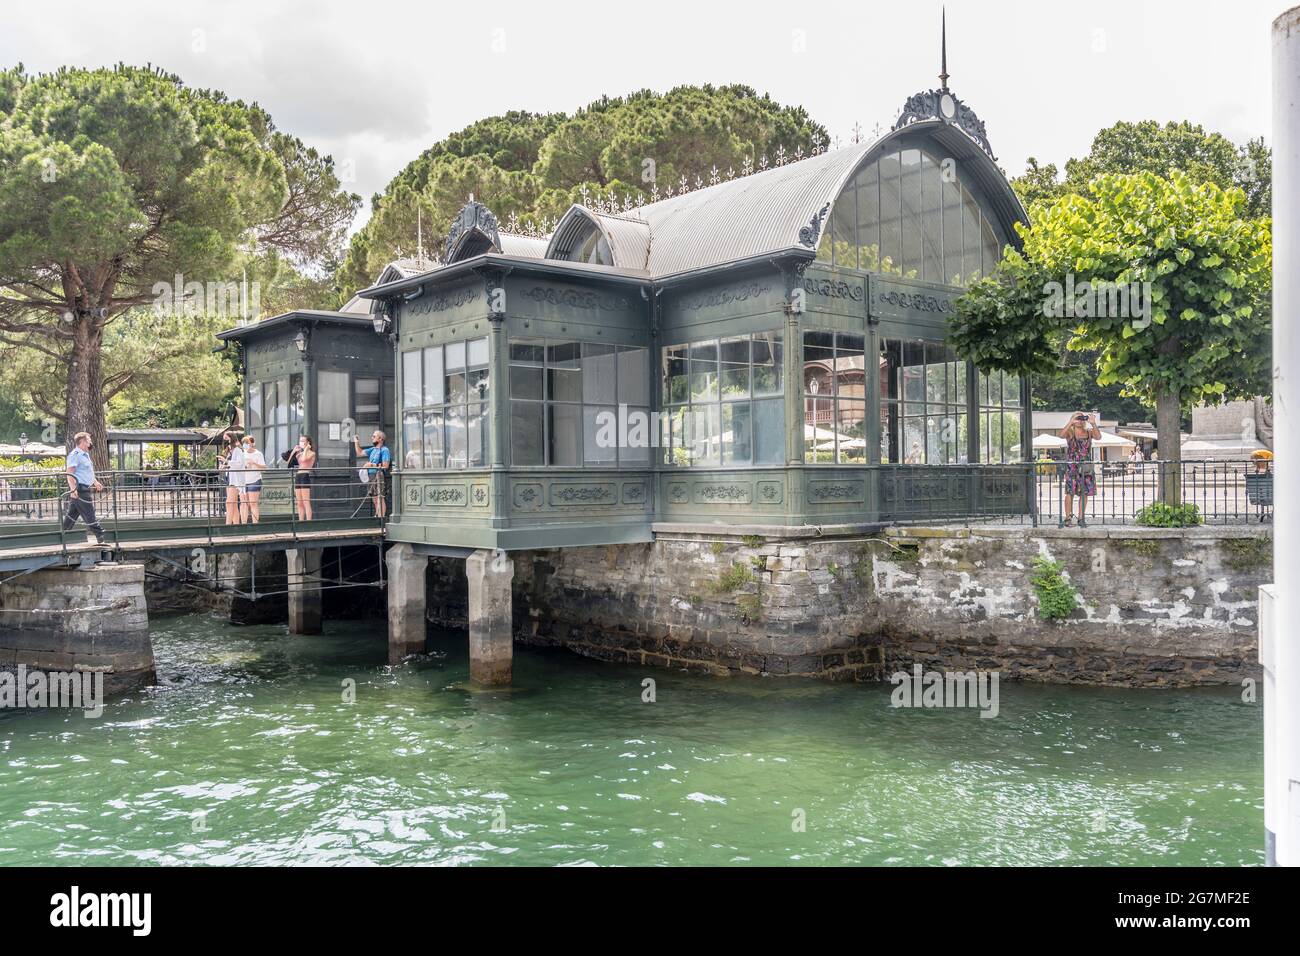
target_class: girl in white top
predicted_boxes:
[221,434,246,525]
[240,436,267,523]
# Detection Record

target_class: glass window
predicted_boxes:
[816,146,1005,287]
[582,343,617,404]
[403,337,488,469]
[423,347,444,406]
[355,377,381,424]
[402,350,421,408]
[511,339,649,466]
[247,381,263,430]
[661,332,784,468]
[689,340,719,402]
[719,336,750,399]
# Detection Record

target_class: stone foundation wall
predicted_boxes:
[0,562,155,693]
[871,525,1267,686]
[454,524,1270,687]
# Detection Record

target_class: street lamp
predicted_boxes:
[293,327,310,354]
[371,309,391,336]
[18,432,28,453]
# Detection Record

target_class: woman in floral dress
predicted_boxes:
[1058,411,1101,527]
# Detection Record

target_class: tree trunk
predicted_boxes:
[1155,384,1182,505]
[65,315,109,472]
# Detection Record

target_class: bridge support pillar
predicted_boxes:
[0,562,154,694]
[466,548,513,686]
[385,543,427,663]
[287,548,322,635]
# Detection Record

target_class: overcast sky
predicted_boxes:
[1,0,1286,231]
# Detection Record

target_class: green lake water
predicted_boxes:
[0,614,1264,866]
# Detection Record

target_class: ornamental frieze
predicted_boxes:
[802,277,865,302]
[406,287,480,316]
[521,287,629,311]
[695,483,750,504]
[875,290,954,314]
[678,282,773,313]
[425,485,467,505]
[810,482,860,501]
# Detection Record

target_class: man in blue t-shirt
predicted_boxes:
[64,431,106,545]
[353,430,391,519]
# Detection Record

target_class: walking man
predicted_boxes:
[64,431,106,545]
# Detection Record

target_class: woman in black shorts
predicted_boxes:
[291,435,316,521]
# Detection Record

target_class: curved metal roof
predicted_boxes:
[499,232,549,259]
[356,113,1028,298]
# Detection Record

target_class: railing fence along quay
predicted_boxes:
[1034,458,1273,526]
[0,467,388,561]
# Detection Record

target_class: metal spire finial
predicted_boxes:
[939,7,950,90]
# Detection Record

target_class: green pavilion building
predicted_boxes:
[357,84,1031,554]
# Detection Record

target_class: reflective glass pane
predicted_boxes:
[802,330,834,399]
[467,367,489,403]
[583,405,617,465]
[689,340,719,402]
[753,398,784,466]
[247,382,263,429]
[510,401,543,466]
[880,401,899,463]
[548,342,582,403]
[445,340,466,371]
[943,170,964,285]
[837,399,867,464]
[687,404,720,466]
[719,336,750,399]
[547,403,581,467]
[445,370,467,406]
[402,411,423,469]
[582,343,617,404]
[752,332,783,396]
[805,398,834,462]
[879,151,903,275]
[962,187,984,283]
[445,405,466,468]
[423,347,444,406]
[920,152,944,283]
[467,337,489,368]
[831,190,856,269]
[904,418,926,464]
[617,347,649,405]
[662,344,689,405]
[355,377,380,423]
[467,403,487,468]
[621,406,652,465]
[834,333,865,399]
[423,410,444,468]
[856,161,881,272]
[900,148,922,278]
[511,365,543,401]
[721,401,752,465]
[402,351,421,408]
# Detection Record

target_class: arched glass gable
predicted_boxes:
[816,144,1006,286]
[548,212,615,267]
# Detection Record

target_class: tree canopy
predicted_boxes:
[335,84,828,298]
[953,171,1271,496]
[0,63,358,462]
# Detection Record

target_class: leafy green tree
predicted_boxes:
[1014,120,1271,219]
[953,172,1271,501]
[0,65,358,465]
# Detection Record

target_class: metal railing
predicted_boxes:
[1035,458,1272,526]
[0,466,389,558]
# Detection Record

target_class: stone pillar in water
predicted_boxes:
[385,543,427,663]
[0,562,154,693]
[466,548,513,685]
[287,548,323,635]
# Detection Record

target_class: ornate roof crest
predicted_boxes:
[444,198,501,263]
[892,88,995,161]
